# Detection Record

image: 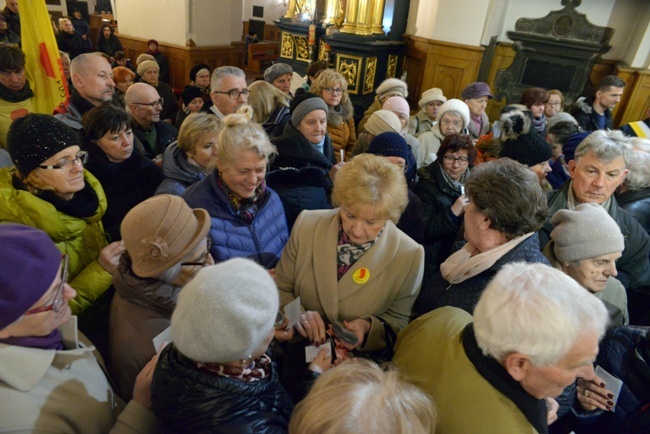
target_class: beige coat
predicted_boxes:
[275,209,424,352]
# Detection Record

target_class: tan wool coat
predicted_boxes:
[275,209,424,352]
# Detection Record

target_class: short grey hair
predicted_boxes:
[474,262,608,366]
[574,130,632,166]
[624,139,650,190]
[70,52,106,77]
[211,66,246,92]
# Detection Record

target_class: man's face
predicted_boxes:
[513,331,600,399]
[563,252,621,293]
[130,87,162,126]
[6,0,18,14]
[596,86,624,110]
[210,74,248,116]
[569,151,628,204]
[73,56,115,106]
[0,68,26,92]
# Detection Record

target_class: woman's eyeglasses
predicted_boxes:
[25,255,69,315]
[324,87,343,95]
[443,155,469,165]
[181,238,212,267]
[39,152,88,172]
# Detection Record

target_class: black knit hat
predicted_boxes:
[189,63,210,82]
[181,86,206,106]
[7,114,80,176]
[367,132,409,161]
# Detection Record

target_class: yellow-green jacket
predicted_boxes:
[0,167,112,314]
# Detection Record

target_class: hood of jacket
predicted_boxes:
[160,141,205,185]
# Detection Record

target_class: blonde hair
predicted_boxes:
[289,359,436,434]
[16,169,55,196]
[310,69,349,105]
[331,154,408,223]
[248,81,289,124]
[216,106,277,169]
[177,113,221,155]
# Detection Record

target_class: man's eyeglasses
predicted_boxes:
[39,151,88,171]
[25,255,69,315]
[133,98,164,108]
[443,155,469,165]
[212,88,250,100]
[324,87,343,95]
[181,238,212,267]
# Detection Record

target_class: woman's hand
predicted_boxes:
[576,375,614,412]
[340,318,370,350]
[308,348,334,374]
[546,397,559,425]
[274,316,294,342]
[132,353,158,409]
[97,241,124,274]
[450,194,469,217]
[295,311,326,345]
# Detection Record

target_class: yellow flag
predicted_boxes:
[21,0,69,114]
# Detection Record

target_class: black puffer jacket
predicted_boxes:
[412,161,464,271]
[152,344,294,434]
[617,188,650,238]
[268,122,335,229]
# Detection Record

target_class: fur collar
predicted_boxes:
[327,97,354,126]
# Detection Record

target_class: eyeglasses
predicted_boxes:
[324,87,343,95]
[443,155,469,165]
[39,151,88,171]
[212,88,250,100]
[25,255,69,315]
[440,120,463,128]
[132,98,164,108]
[181,238,212,267]
[546,102,561,107]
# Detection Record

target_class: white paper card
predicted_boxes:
[153,326,172,353]
[284,297,301,328]
[305,340,332,363]
[595,365,623,408]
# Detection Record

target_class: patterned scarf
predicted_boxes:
[533,115,547,134]
[439,162,469,195]
[216,172,266,223]
[336,225,383,280]
[195,353,271,383]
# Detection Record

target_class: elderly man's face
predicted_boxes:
[6,0,18,14]
[130,86,162,126]
[514,331,599,399]
[73,56,115,106]
[210,74,248,116]
[569,151,628,204]
[563,252,621,294]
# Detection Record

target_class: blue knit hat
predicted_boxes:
[368,132,409,161]
[0,224,62,330]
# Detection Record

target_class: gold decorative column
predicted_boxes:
[340,0,385,36]
[322,0,345,28]
[283,0,297,19]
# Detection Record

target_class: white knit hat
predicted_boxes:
[418,88,447,108]
[171,258,279,363]
[365,110,402,136]
[437,98,471,130]
[375,78,408,98]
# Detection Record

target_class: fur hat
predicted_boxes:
[290,92,328,127]
[264,62,293,83]
[382,96,410,118]
[121,195,211,278]
[189,63,210,82]
[375,78,408,99]
[365,110,402,136]
[418,88,447,108]
[137,60,159,77]
[551,203,624,262]
[368,132,409,161]
[498,109,553,166]
[461,82,493,100]
[181,86,205,106]
[171,258,279,363]
[437,99,471,130]
[547,112,579,132]
[0,224,62,330]
[8,113,80,176]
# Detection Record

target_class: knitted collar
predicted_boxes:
[0,79,34,103]
[462,324,548,434]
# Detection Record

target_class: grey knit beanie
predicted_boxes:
[551,203,624,262]
[171,258,279,363]
[264,62,293,83]
[290,92,328,127]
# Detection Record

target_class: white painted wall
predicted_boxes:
[116,0,187,46]
[242,0,287,23]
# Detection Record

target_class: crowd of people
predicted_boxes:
[1,6,650,432]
